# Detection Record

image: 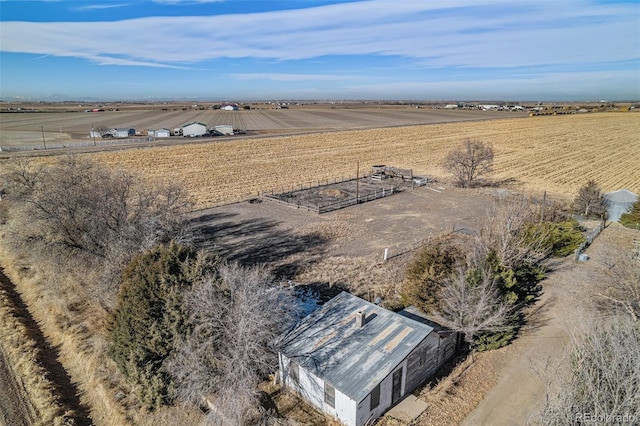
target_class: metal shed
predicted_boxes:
[604,189,638,222]
[278,292,455,426]
[181,121,207,137]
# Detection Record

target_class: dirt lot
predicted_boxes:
[190,184,499,295]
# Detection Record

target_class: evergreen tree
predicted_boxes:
[401,235,463,314]
[108,242,210,409]
[572,180,606,218]
[620,200,640,229]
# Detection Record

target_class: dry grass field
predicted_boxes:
[87,112,640,209]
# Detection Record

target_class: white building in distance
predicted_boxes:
[181,122,208,137]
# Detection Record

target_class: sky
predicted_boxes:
[0,0,639,101]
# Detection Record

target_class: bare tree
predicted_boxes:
[168,262,298,424]
[1,156,192,305]
[476,196,550,269]
[434,261,512,349]
[572,180,606,218]
[540,315,640,425]
[443,139,494,188]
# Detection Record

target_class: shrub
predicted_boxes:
[619,200,640,229]
[401,236,464,314]
[525,220,586,257]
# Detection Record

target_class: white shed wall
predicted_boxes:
[280,354,357,426]
[356,361,407,426]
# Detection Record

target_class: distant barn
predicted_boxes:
[181,122,208,137]
[110,128,135,138]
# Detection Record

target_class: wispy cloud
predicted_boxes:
[152,0,225,4]
[72,3,131,12]
[232,73,355,82]
[1,0,638,70]
[344,70,640,100]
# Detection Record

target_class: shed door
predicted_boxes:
[392,367,403,403]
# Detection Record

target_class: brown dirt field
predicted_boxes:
[79,112,639,210]
[0,107,516,149]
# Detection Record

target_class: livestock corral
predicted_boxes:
[262,166,429,213]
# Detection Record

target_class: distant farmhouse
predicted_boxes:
[221,104,239,111]
[181,121,208,137]
[278,292,456,426]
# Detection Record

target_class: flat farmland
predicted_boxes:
[0,106,517,149]
[84,112,639,209]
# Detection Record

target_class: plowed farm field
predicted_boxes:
[0,107,514,149]
[82,112,639,209]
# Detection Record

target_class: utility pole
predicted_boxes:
[41,126,46,149]
[356,160,359,204]
[92,125,96,146]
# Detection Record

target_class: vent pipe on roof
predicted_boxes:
[356,311,365,328]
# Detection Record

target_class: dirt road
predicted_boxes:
[0,268,93,426]
[0,346,35,426]
[462,225,633,425]
[0,270,37,426]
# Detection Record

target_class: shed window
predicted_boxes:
[370,383,380,410]
[419,348,427,366]
[324,382,335,408]
[290,361,299,385]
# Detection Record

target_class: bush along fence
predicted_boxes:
[260,174,398,214]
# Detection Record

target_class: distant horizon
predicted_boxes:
[2,1,639,101]
[1,97,638,105]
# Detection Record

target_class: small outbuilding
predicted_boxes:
[213,125,234,135]
[149,128,171,138]
[221,104,239,111]
[111,128,135,138]
[603,189,639,222]
[181,121,208,137]
[278,292,456,426]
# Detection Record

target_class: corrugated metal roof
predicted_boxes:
[279,292,434,403]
